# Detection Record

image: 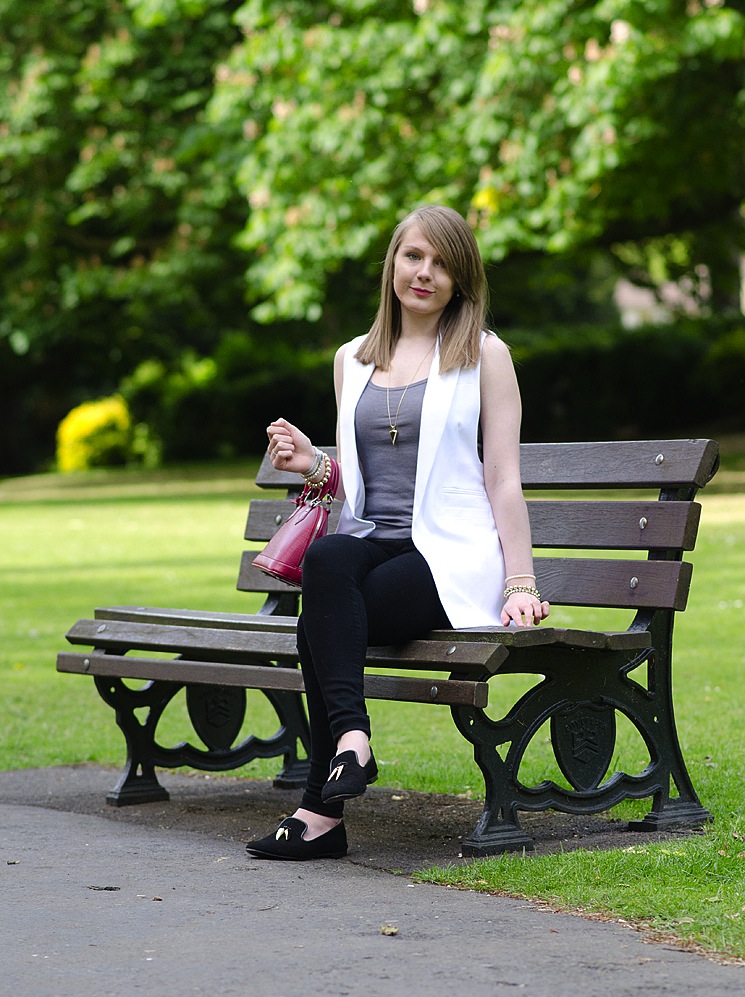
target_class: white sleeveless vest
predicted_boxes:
[337,333,506,628]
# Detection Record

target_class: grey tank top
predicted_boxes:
[354,377,427,538]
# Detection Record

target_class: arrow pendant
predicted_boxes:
[389,427,398,445]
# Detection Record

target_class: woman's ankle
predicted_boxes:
[336,730,371,766]
[292,808,341,841]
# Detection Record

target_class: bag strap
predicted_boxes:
[297,456,340,506]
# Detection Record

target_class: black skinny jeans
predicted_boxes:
[297,532,451,818]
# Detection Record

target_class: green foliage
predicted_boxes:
[121,331,339,460]
[209,0,745,320]
[468,0,745,260]
[211,0,494,320]
[121,351,220,461]
[697,326,745,403]
[115,316,745,458]
[1,0,744,473]
[0,0,248,472]
[0,0,246,356]
[506,317,745,442]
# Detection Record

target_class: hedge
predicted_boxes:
[116,318,744,463]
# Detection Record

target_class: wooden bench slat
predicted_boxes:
[528,500,700,550]
[255,440,718,491]
[520,439,718,489]
[56,652,488,708]
[455,625,652,650]
[95,606,302,631]
[245,498,701,550]
[65,619,507,673]
[68,619,302,660]
[535,557,692,610]
[364,673,488,707]
[368,641,508,673]
[238,550,693,610]
[92,608,652,652]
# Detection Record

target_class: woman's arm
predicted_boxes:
[480,334,550,627]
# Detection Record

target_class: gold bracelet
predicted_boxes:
[504,573,537,584]
[301,447,324,481]
[307,451,331,489]
[503,584,541,600]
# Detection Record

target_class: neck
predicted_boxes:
[399,312,441,342]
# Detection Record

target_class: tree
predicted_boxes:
[210,0,745,320]
[1,1,743,472]
[0,0,247,470]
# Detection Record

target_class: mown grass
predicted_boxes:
[1,463,744,958]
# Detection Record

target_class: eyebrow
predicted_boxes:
[400,242,442,256]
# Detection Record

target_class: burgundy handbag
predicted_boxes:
[253,458,340,587]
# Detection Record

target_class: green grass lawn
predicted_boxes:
[1,464,744,959]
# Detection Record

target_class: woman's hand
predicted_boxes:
[266,418,316,475]
[500,592,551,628]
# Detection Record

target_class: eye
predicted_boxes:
[406,252,420,261]
[435,258,448,269]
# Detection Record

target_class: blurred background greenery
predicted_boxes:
[1,0,744,477]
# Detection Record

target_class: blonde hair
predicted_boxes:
[355,205,488,373]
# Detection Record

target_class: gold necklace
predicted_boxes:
[386,343,435,445]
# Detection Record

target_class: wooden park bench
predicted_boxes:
[57,438,719,855]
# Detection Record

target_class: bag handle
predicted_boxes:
[298,456,339,507]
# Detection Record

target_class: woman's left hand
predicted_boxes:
[500,593,551,628]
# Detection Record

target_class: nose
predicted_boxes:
[417,258,433,280]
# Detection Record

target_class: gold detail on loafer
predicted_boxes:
[329,763,345,781]
[275,826,290,841]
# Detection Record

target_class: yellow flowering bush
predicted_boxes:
[56,395,133,473]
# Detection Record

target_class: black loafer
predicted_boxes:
[246,818,347,861]
[320,749,379,804]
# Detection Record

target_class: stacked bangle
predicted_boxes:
[301,447,324,481]
[504,573,536,584]
[304,450,331,489]
[503,584,542,600]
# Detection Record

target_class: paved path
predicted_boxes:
[1,766,743,996]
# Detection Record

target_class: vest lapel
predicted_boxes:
[412,338,460,520]
[339,338,374,519]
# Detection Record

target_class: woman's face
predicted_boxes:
[392,223,455,322]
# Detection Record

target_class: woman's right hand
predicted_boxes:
[266,417,316,475]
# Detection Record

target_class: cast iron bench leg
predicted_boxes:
[261,687,311,788]
[451,695,536,856]
[95,675,174,806]
[627,613,712,831]
[95,668,310,804]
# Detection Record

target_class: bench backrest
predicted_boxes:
[239,439,719,623]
